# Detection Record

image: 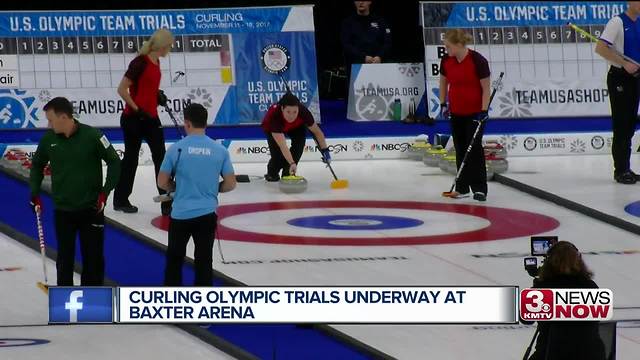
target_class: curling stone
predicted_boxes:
[279,175,308,194]
[406,134,431,160]
[423,145,447,167]
[486,164,495,180]
[43,164,52,185]
[414,134,429,143]
[2,150,28,170]
[486,153,509,174]
[483,140,508,158]
[439,155,458,174]
[407,142,432,160]
[18,159,32,177]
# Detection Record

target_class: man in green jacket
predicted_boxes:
[29,97,121,286]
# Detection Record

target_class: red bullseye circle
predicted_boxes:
[151,200,560,246]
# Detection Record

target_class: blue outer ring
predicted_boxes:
[0,339,51,347]
[624,201,640,217]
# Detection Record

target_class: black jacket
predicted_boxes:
[529,274,606,360]
[340,13,392,65]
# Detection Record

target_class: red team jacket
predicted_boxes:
[440,49,490,116]
[261,103,315,133]
[123,55,162,118]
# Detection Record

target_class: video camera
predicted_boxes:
[523,236,558,277]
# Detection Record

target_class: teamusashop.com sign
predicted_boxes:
[520,288,613,321]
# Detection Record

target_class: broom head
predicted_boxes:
[331,179,349,189]
[37,281,49,294]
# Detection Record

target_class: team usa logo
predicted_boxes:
[0,89,39,129]
[520,288,613,321]
[398,64,422,77]
[523,137,538,151]
[590,135,606,150]
[261,44,291,75]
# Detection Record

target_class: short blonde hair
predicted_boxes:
[444,29,473,46]
[139,28,174,55]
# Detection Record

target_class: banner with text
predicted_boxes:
[41,286,517,324]
[0,6,319,128]
[421,1,626,119]
[115,287,517,324]
[347,63,426,121]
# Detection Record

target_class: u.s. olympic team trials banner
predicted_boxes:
[421,1,626,119]
[0,6,319,128]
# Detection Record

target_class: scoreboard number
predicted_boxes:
[63,37,78,54]
[517,27,532,44]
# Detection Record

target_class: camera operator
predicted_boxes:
[527,241,606,360]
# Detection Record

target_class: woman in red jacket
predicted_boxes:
[438,29,491,201]
[113,28,174,214]
[261,93,331,181]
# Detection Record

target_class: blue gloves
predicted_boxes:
[436,103,450,121]
[320,148,331,164]
[474,110,489,122]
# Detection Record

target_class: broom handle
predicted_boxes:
[448,71,504,192]
[311,135,338,180]
[35,207,48,285]
[568,23,640,67]
[326,162,339,181]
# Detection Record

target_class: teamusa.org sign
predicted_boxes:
[49,287,114,324]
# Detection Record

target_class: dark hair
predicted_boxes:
[538,241,593,281]
[183,103,208,128]
[43,97,74,118]
[278,92,300,107]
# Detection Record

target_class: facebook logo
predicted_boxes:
[49,287,114,324]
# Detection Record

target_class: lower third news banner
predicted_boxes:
[114,287,517,324]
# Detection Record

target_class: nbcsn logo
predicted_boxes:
[520,288,613,321]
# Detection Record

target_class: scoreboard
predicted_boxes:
[0,34,232,90]
[421,1,626,119]
[424,25,606,81]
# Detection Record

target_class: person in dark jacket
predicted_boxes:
[528,241,606,360]
[29,97,121,286]
[438,29,491,201]
[340,0,392,93]
[261,92,331,181]
[113,28,174,215]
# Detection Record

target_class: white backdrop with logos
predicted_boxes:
[347,63,426,121]
[420,1,626,119]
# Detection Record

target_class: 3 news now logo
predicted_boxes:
[49,287,114,324]
[520,288,613,321]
